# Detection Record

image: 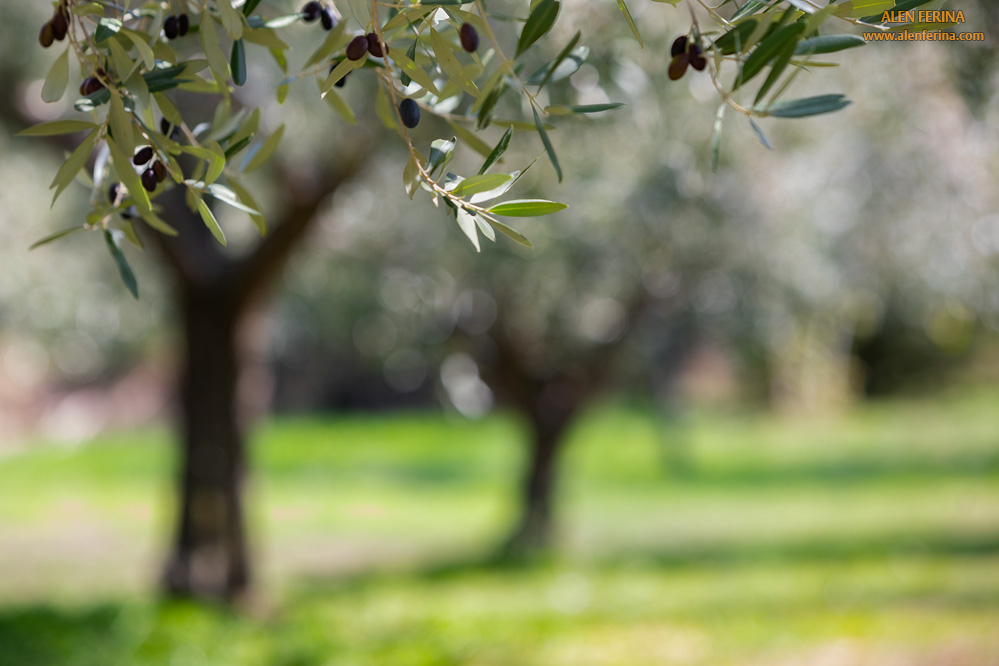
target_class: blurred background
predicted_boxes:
[2,0,999,664]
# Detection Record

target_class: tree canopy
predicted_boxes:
[19,0,942,295]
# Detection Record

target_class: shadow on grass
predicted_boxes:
[655,450,999,488]
[286,529,999,598]
[4,529,999,666]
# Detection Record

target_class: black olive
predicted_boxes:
[346,35,368,61]
[133,146,154,165]
[152,161,167,182]
[321,7,336,31]
[141,168,157,193]
[366,32,386,57]
[108,182,121,202]
[671,35,688,58]
[160,118,181,140]
[459,23,478,53]
[302,1,322,22]
[690,54,707,71]
[51,12,68,41]
[164,15,179,39]
[399,98,420,128]
[329,61,349,87]
[80,77,104,96]
[39,22,54,48]
[668,53,689,81]
[178,13,189,35]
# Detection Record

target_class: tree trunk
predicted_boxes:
[163,286,250,601]
[505,413,570,554]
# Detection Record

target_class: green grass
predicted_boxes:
[1,389,998,664]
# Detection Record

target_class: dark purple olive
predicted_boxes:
[178,13,189,35]
[459,23,478,53]
[321,7,336,31]
[366,32,386,57]
[302,1,322,22]
[671,35,688,58]
[399,98,420,128]
[668,53,689,81]
[108,182,121,202]
[164,15,179,39]
[133,146,154,165]
[329,61,349,87]
[80,77,104,96]
[152,161,167,182]
[160,118,181,140]
[39,22,54,48]
[346,35,368,61]
[688,42,705,70]
[51,12,68,41]
[141,168,157,193]
[121,207,135,220]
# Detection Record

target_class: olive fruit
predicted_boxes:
[133,146,154,166]
[346,35,368,61]
[160,118,181,140]
[688,43,706,71]
[178,13,190,35]
[670,35,687,58]
[80,77,104,96]
[108,182,121,202]
[329,61,349,87]
[39,22,54,48]
[141,168,158,193]
[164,15,179,39]
[152,161,167,183]
[366,32,386,57]
[302,1,322,22]
[667,53,689,81]
[459,23,478,53]
[321,7,336,31]
[399,98,420,129]
[51,12,68,41]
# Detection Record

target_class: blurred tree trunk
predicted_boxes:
[164,285,249,599]
[484,294,652,555]
[506,400,575,552]
[151,156,360,601]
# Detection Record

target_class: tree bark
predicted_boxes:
[150,153,362,601]
[505,412,570,553]
[163,285,250,601]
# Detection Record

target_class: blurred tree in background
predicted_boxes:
[5,0,998,605]
[273,0,999,551]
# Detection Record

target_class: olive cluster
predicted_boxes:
[132,146,167,192]
[163,13,190,40]
[301,1,338,31]
[668,35,706,81]
[38,3,70,48]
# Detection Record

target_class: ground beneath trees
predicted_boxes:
[1,390,998,664]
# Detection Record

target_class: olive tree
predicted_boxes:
[18,0,933,599]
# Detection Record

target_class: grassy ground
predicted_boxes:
[1,390,998,665]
